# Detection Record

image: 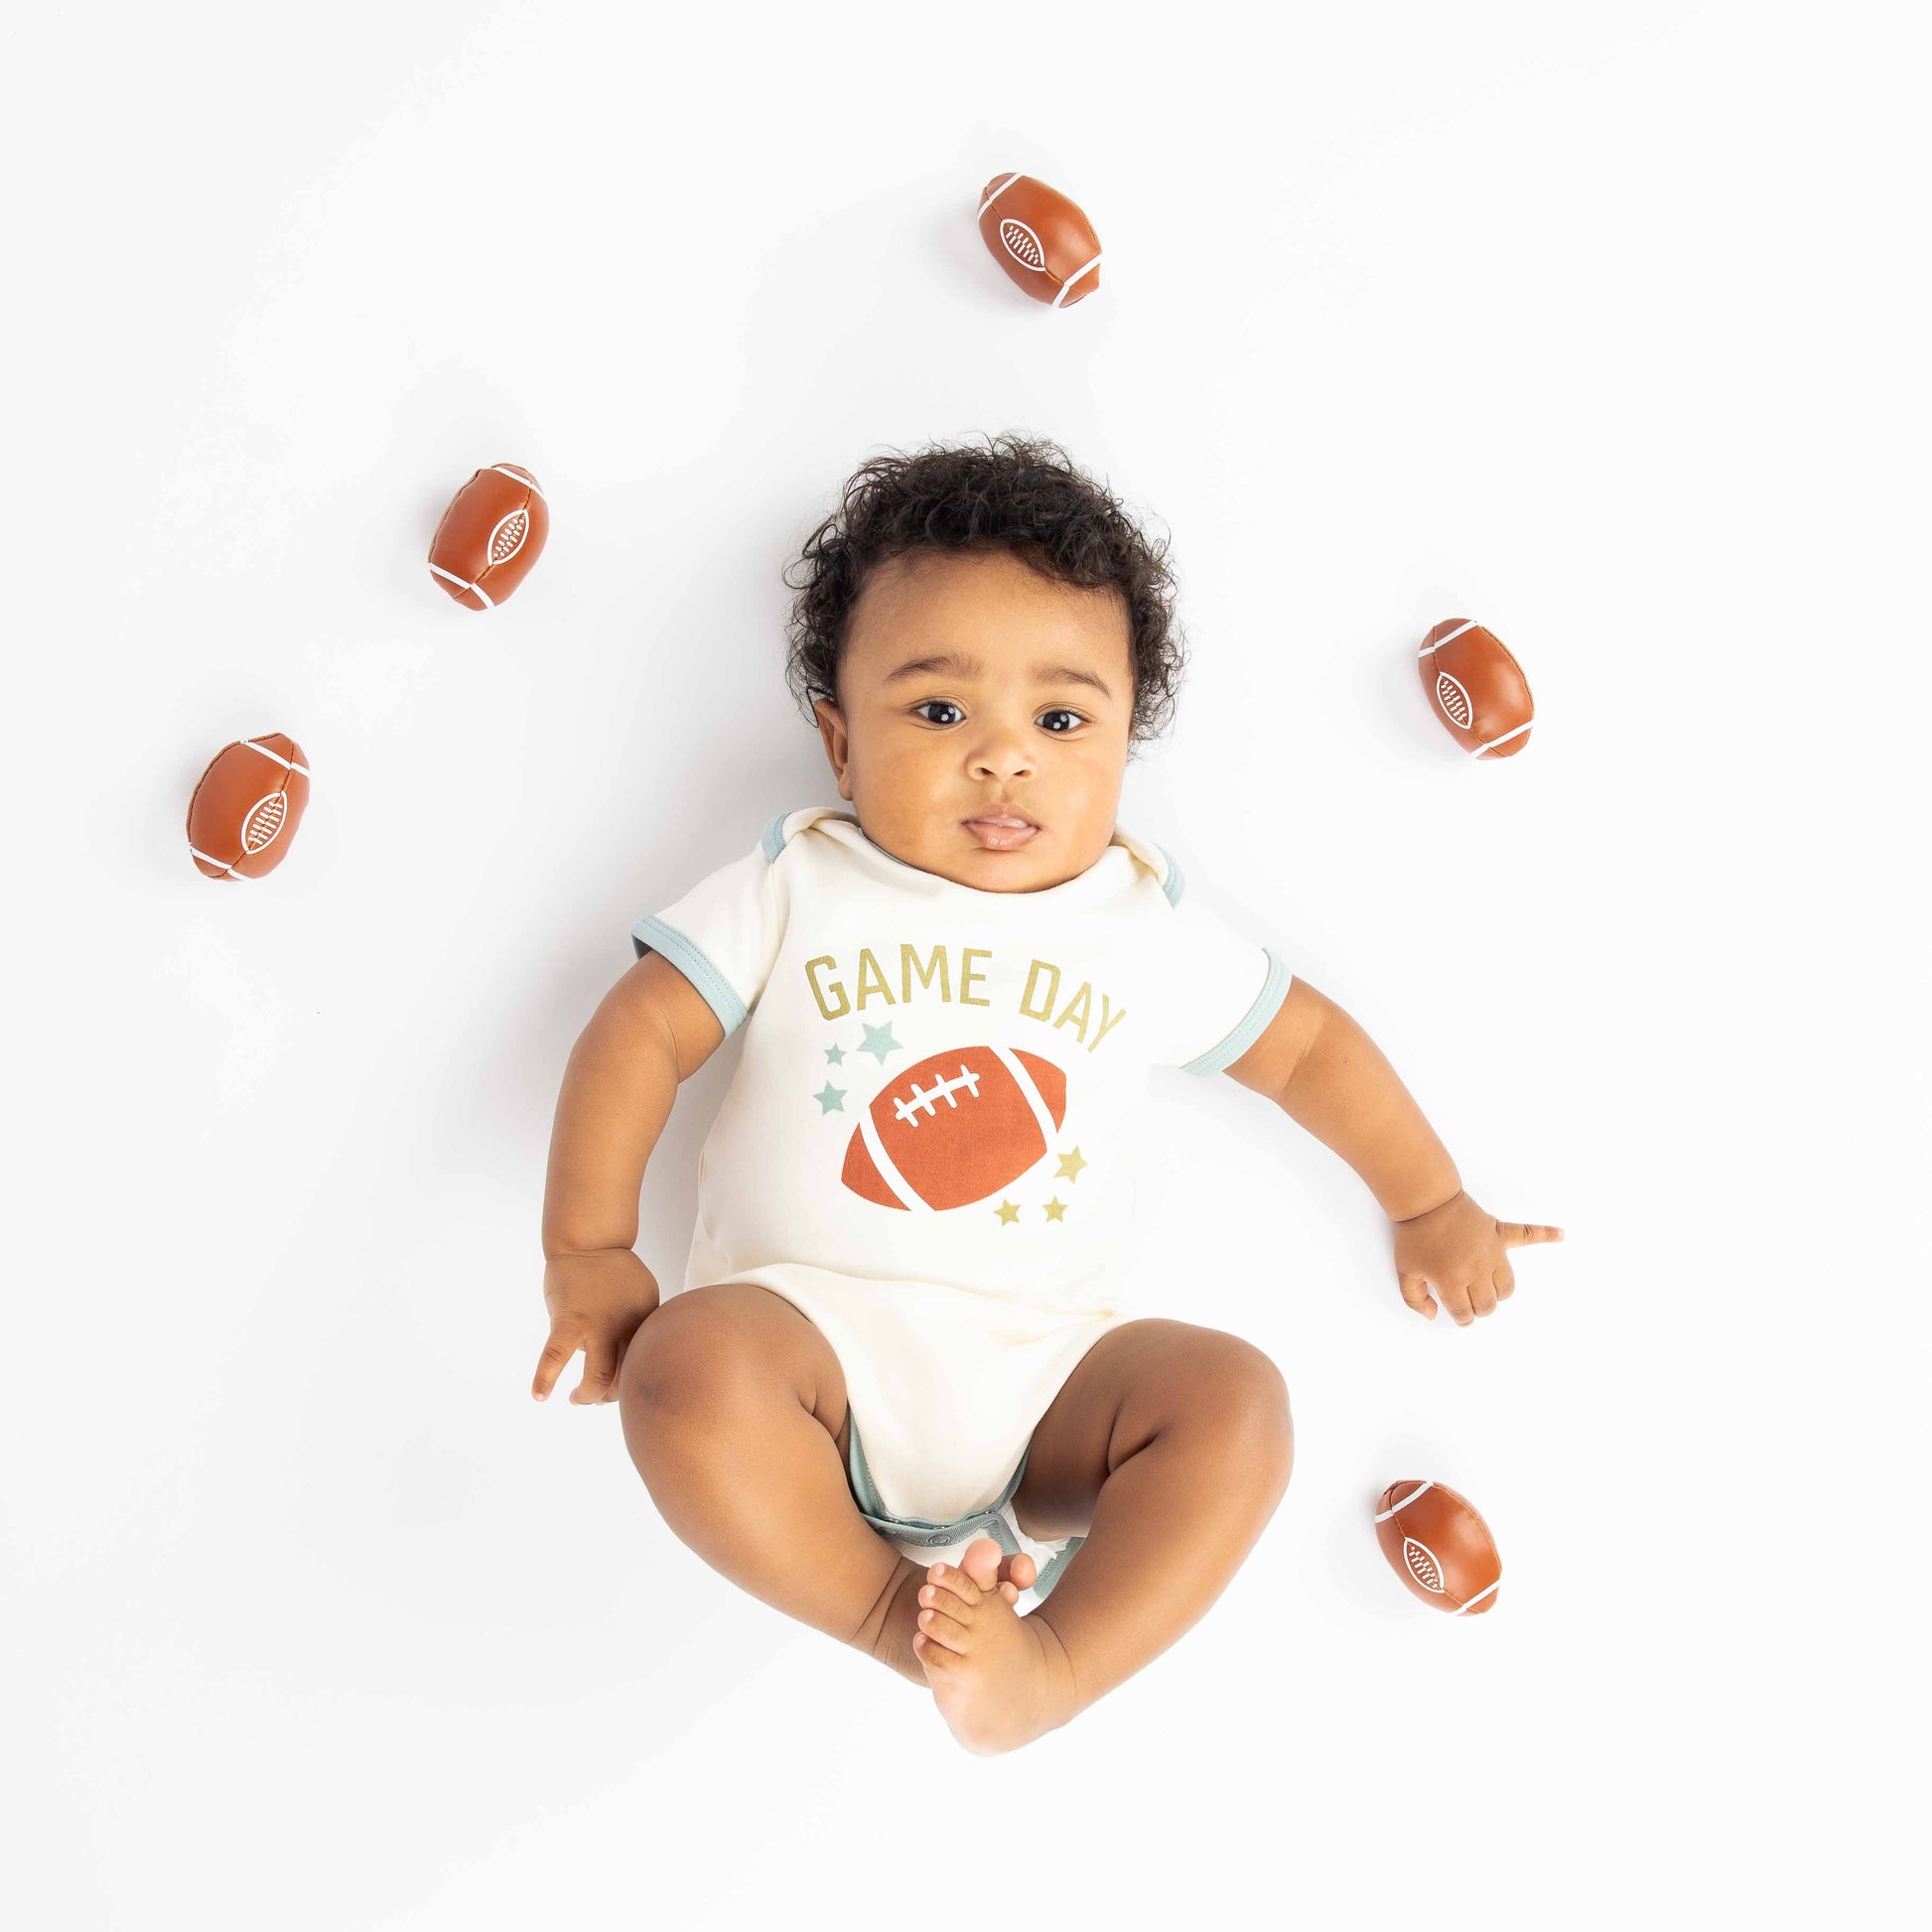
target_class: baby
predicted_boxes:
[533,435,1560,1756]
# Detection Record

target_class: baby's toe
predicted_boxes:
[957,1537,1005,1590]
[920,1568,976,1619]
[917,1600,974,1654]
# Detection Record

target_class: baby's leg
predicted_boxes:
[1012,1317,1296,1719]
[617,1282,928,1684]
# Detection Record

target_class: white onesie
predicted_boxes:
[632,806,1291,1530]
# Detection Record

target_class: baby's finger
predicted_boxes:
[1398,1272,1438,1320]
[1498,1222,1565,1248]
[1437,1278,1475,1327]
[1467,1273,1499,1318]
[572,1333,622,1405]
[531,1325,582,1402]
[1495,1263,1517,1302]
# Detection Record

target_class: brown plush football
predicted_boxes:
[976,174,1103,309]
[1418,619,1534,759]
[187,735,311,881]
[428,463,549,610]
[1373,1480,1501,1615]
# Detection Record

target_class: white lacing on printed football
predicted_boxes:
[893,1063,982,1125]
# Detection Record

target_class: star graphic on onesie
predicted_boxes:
[813,1082,846,1114]
[994,1199,1021,1226]
[1042,1197,1068,1222]
[825,1043,845,1064]
[1054,1147,1088,1183]
[858,1022,902,1065]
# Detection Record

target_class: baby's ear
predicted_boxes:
[812,698,851,780]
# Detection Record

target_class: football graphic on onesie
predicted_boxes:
[186,734,311,880]
[1418,619,1534,759]
[842,1044,1067,1211]
[976,174,1103,309]
[1373,1479,1502,1615]
[428,463,549,610]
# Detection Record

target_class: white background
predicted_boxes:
[4,2,1927,1925]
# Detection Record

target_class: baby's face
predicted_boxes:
[813,548,1135,893]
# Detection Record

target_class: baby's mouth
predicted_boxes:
[961,813,1040,851]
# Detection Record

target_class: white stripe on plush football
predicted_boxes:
[1052,252,1103,307]
[1418,620,1479,658]
[977,172,1025,217]
[1373,1479,1434,1523]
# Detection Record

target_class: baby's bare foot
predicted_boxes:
[875,1546,1035,1685]
[912,1538,1076,1756]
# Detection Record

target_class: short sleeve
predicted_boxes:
[630,828,790,1040]
[1150,884,1293,1077]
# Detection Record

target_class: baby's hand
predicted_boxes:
[1392,1191,1563,1327]
[533,1248,663,1403]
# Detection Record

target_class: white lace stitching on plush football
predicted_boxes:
[486,509,530,564]
[1436,672,1473,730]
[1000,219,1046,270]
[1403,1537,1447,1592]
[240,793,288,853]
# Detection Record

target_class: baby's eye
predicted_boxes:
[910,701,1085,733]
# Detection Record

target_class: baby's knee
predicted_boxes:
[1203,1340,1295,1474]
[619,1285,795,1438]
[621,1292,723,1417]
[618,1300,750,1495]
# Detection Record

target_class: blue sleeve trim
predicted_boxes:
[1180,946,1292,1076]
[759,811,790,863]
[628,915,749,1038]
[1153,841,1185,906]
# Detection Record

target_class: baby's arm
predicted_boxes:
[1225,980,1562,1325]
[533,953,727,1403]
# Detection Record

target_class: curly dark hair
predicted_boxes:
[782,433,1187,748]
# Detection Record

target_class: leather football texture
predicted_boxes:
[186,734,311,881]
[1418,619,1534,758]
[976,174,1103,309]
[429,463,549,610]
[1374,1479,1502,1614]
